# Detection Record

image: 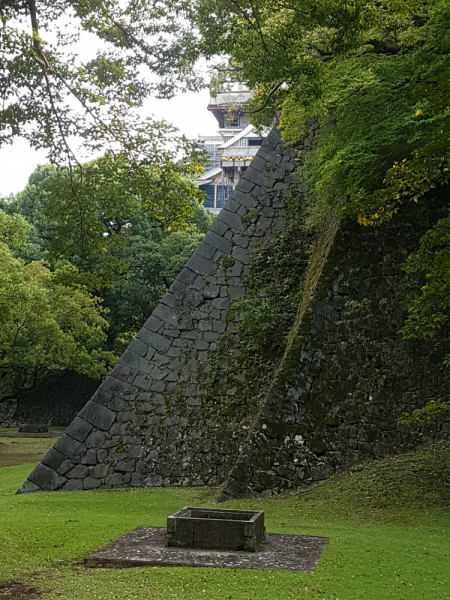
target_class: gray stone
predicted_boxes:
[116,460,136,472]
[160,292,180,309]
[145,473,163,486]
[79,401,116,431]
[148,332,172,353]
[110,363,132,382]
[217,209,243,231]
[186,254,216,276]
[65,417,93,443]
[16,479,41,494]
[120,349,152,374]
[100,376,133,399]
[89,464,110,478]
[232,247,250,265]
[84,431,106,449]
[63,479,84,491]
[54,434,85,461]
[66,464,89,479]
[127,445,146,459]
[57,459,73,476]
[143,315,165,333]
[42,448,67,471]
[108,396,129,411]
[97,449,108,462]
[128,338,149,357]
[28,464,67,491]
[82,449,98,465]
[235,177,255,194]
[105,474,123,487]
[84,478,102,490]
[203,230,233,255]
[197,241,217,260]
[175,268,197,286]
[153,303,179,326]
[91,388,112,407]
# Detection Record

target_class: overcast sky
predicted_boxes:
[0,14,221,198]
[0,88,219,198]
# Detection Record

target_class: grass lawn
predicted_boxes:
[0,440,449,599]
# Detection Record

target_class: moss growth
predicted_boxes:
[198,199,318,441]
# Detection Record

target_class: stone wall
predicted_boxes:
[18,126,450,497]
[18,127,301,493]
[0,373,100,428]
[221,197,450,499]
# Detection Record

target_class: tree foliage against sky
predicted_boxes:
[0,0,202,160]
[0,0,206,236]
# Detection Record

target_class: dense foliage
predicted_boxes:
[0,208,116,402]
[0,0,202,161]
[0,162,214,400]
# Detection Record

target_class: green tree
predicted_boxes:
[106,217,209,353]
[0,0,202,160]
[3,161,214,354]
[0,209,116,402]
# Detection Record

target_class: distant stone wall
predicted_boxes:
[18,126,450,497]
[0,373,99,428]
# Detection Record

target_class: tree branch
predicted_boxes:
[245,81,286,115]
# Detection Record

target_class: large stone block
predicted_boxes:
[78,401,116,431]
[65,417,93,443]
[28,464,67,491]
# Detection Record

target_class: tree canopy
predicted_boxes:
[0,159,214,400]
[0,208,116,402]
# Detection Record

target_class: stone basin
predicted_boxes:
[165,507,265,552]
[18,424,48,433]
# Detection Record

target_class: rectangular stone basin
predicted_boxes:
[165,507,265,552]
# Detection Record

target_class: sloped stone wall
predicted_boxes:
[18,127,302,493]
[18,125,450,498]
[221,197,450,499]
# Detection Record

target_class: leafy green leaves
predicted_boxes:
[0,210,116,401]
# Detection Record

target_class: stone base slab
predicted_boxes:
[84,526,328,572]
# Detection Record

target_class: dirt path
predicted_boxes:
[0,436,57,468]
[0,580,43,599]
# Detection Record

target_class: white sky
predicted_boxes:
[0,89,219,198]
[0,14,220,198]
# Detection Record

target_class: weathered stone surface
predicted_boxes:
[84,477,102,490]
[18,423,48,433]
[16,479,41,494]
[85,527,327,573]
[54,434,85,461]
[20,124,449,499]
[27,464,67,491]
[66,464,89,479]
[65,417,93,443]
[78,402,116,431]
[42,448,67,472]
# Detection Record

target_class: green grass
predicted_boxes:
[1,443,450,599]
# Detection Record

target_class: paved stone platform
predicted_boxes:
[84,526,328,572]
